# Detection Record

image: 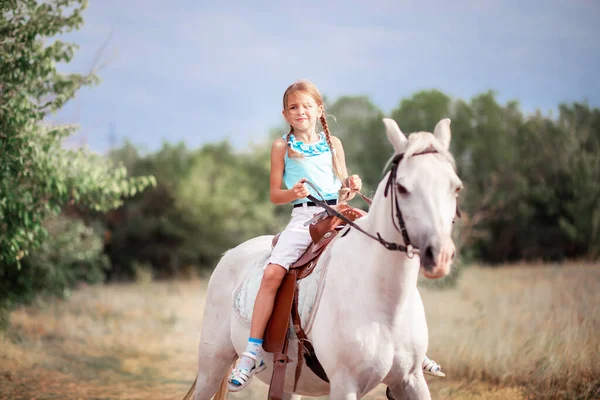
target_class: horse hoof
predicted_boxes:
[386,387,396,400]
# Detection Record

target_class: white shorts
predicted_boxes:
[268,204,325,270]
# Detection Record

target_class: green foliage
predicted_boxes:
[1,216,109,302]
[327,96,389,198]
[391,90,452,134]
[102,141,198,279]
[176,141,281,266]
[507,103,600,260]
[0,215,109,329]
[326,91,600,264]
[0,1,155,324]
[0,0,155,268]
[99,140,286,279]
[32,216,109,287]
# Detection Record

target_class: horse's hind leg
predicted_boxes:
[192,288,238,399]
[192,339,237,400]
[386,373,431,400]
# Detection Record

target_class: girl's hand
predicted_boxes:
[346,175,362,192]
[292,178,310,199]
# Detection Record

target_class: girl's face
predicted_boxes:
[282,91,323,134]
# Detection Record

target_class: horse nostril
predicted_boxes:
[424,246,434,266]
[425,246,433,259]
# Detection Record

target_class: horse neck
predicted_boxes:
[341,199,422,317]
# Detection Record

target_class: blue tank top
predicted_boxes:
[283,132,342,205]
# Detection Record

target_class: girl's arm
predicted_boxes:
[331,136,349,178]
[331,136,362,191]
[269,138,309,204]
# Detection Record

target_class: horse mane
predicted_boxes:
[383,131,456,174]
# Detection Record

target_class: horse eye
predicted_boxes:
[396,183,409,195]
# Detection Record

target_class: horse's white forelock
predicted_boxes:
[383,131,455,174]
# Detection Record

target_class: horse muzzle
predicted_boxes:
[420,239,455,279]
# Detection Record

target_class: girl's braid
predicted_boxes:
[320,114,346,184]
[285,125,302,158]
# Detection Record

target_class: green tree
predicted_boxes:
[100,140,285,278]
[103,141,197,279]
[327,95,388,198]
[390,90,452,135]
[176,141,283,268]
[509,103,600,261]
[0,0,154,316]
[0,215,109,303]
[556,103,600,258]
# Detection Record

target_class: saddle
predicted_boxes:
[262,203,367,400]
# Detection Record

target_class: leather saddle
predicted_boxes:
[262,203,367,400]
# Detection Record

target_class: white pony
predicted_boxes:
[187,118,462,400]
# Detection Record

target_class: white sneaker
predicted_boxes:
[423,356,445,377]
[227,351,267,392]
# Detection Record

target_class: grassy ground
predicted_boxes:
[1,262,598,399]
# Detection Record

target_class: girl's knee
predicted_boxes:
[261,264,287,288]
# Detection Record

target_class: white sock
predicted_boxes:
[238,338,263,371]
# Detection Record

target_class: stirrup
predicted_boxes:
[423,357,445,377]
[227,351,267,392]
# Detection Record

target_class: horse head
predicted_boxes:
[375,117,462,279]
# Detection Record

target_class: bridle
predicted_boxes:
[306,148,460,257]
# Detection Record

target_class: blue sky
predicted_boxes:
[54,0,600,153]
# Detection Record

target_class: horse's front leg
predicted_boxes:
[328,376,358,400]
[385,373,431,400]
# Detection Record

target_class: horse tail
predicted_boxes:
[213,360,236,400]
[182,374,197,400]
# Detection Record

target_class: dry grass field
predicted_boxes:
[1,262,598,400]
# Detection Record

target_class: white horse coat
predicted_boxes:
[189,118,462,400]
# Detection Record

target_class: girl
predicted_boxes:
[228,80,443,392]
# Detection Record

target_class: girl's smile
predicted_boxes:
[283,91,323,136]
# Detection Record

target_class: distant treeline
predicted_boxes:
[48,90,597,281]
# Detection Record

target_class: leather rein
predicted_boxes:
[305,148,444,257]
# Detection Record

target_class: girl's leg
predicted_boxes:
[250,263,288,338]
[229,263,287,391]
[229,206,314,391]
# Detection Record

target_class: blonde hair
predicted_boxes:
[282,80,345,182]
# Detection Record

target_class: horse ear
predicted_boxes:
[433,118,452,150]
[383,118,407,153]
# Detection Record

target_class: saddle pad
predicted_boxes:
[232,241,335,335]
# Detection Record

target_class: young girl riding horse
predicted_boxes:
[228,80,444,392]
